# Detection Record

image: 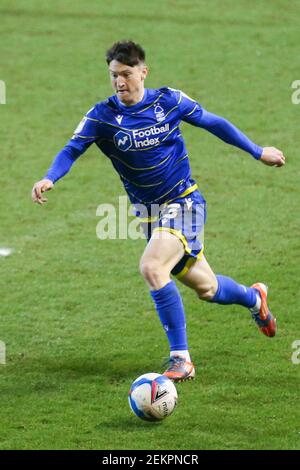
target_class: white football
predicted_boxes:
[128,373,178,421]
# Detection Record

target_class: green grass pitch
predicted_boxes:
[0,0,299,450]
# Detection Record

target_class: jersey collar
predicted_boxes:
[115,89,148,111]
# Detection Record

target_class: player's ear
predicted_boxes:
[141,65,148,81]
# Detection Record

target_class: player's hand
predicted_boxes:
[260,147,286,167]
[31,179,54,205]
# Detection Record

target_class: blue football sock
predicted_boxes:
[150,280,188,351]
[211,274,257,308]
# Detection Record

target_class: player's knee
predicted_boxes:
[139,258,164,285]
[196,280,217,301]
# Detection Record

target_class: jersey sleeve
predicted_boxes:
[44,106,102,183]
[172,88,262,159]
[68,105,102,152]
[171,88,204,123]
[44,145,82,183]
[194,109,263,159]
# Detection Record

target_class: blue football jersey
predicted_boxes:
[46,87,262,208]
[68,87,204,206]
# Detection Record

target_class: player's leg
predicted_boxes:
[178,254,258,306]
[177,254,276,337]
[139,230,195,381]
[176,253,218,300]
[140,229,184,290]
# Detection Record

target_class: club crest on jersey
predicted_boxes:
[114,130,132,151]
[154,103,165,122]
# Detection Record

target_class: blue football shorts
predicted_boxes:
[139,189,206,278]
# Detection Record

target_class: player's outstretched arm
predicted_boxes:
[260,147,286,167]
[31,106,100,206]
[31,144,85,206]
[32,179,54,205]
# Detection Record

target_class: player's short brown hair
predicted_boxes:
[106,40,145,66]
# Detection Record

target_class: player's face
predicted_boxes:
[109,60,148,106]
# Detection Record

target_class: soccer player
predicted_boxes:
[32,41,285,382]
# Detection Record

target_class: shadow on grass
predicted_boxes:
[2,354,161,386]
[41,356,159,380]
[94,417,164,431]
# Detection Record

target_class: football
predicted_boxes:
[128,373,178,421]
